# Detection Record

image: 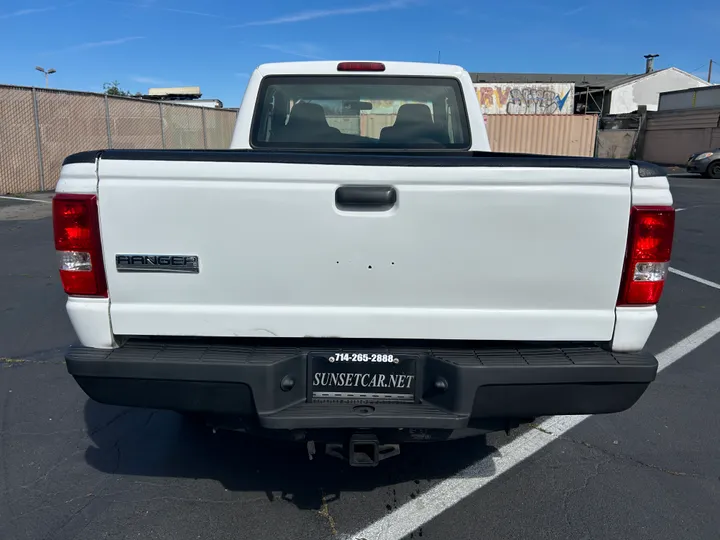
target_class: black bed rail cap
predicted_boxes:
[62,150,104,166]
[631,161,667,178]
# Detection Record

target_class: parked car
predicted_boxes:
[53,61,675,467]
[686,149,720,178]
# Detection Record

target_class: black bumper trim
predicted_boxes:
[67,339,658,430]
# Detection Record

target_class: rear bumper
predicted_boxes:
[66,338,657,432]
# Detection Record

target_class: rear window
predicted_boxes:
[251,76,471,150]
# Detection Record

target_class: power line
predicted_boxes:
[687,60,718,83]
[687,62,708,75]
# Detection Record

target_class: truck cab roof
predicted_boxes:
[253,61,467,77]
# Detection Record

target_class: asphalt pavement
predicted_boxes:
[1,177,719,540]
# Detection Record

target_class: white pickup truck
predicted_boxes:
[55,61,675,466]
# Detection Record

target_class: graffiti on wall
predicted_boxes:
[474,83,575,115]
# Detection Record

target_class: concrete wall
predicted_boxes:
[473,83,574,115]
[610,69,710,114]
[596,129,637,159]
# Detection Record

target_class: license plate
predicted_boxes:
[310,352,417,401]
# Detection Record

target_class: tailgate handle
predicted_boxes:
[335,185,397,211]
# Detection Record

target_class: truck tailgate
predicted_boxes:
[97,153,631,342]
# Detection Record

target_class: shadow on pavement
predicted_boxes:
[82,399,497,511]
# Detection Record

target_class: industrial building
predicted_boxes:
[634,84,720,165]
[470,55,710,116]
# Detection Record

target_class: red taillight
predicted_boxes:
[337,62,385,72]
[617,206,675,305]
[52,194,107,297]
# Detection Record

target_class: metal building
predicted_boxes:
[659,85,720,111]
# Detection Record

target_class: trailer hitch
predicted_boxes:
[325,434,400,467]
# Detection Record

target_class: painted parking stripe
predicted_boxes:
[669,267,720,291]
[349,315,720,540]
[0,195,52,204]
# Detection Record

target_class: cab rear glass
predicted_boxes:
[251,75,471,150]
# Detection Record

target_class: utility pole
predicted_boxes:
[437,51,441,64]
[708,59,714,83]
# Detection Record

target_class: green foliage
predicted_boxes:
[103,81,133,96]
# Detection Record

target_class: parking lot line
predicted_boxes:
[349,315,720,540]
[669,267,720,291]
[0,195,52,204]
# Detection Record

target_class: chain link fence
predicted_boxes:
[0,87,42,194]
[108,98,164,150]
[204,108,237,150]
[162,104,205,149]
[0,84,238,194]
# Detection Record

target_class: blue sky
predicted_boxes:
[1,0,718,107]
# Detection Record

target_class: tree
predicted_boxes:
[103,81,137,97]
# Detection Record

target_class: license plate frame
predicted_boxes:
[309,351,418,402]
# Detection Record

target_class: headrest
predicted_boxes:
[395,103,433,125]
[287,102,329,126]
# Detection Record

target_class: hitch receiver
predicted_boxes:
[326,434,400,467]
[350,434,380,467]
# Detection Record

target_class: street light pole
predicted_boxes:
[35,66,56,88]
